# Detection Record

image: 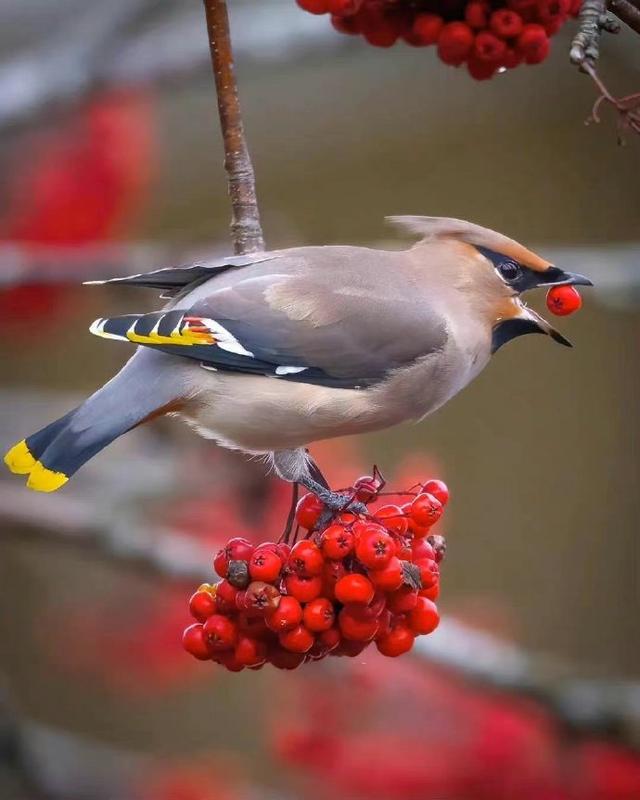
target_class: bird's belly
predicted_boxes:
[178,341,490,453]
[178,373,393,453]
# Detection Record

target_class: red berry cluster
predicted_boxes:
[183,476,449,671]
[546,284,582,316]
[296,0,580,80]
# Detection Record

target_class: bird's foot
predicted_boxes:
[298,476,368,519]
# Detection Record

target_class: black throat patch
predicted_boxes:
[491,317,544,353]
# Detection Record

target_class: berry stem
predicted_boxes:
[202,0,265,255]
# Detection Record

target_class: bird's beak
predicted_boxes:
[520,304,572,347]
[534,266,593,289]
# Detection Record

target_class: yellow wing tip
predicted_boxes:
[26,462,69,493]
[4,440,37,475]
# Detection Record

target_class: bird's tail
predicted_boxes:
[3,352,183,492]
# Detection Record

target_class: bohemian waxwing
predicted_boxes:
[4,216,592,503]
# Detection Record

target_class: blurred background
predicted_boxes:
[0,1,639,798]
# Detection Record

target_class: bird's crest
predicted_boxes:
[387,216,553,273]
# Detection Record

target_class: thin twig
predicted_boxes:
[608,0,640,32]
[583,63,640,140]
[202,0,264,255]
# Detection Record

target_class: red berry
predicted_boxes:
[215,579,239,613]
[467,55,500,80]
[437,22,474,65]
[266,596,303,632]
[502,47,523,68]
[421,478,449,506]
[546,285,582,316]
[289,540,325,576]
[516,24,550,64]
[244,581,282,615]
[465,2,490,29]
[203,614,238,651]
[238,614,271,640]
[369,556,404,591]
[279,624,314,653]
[327,0,362,14]
[335,573,375,605]
[355,525,395,569]
[215,651,245,672]
[322,524,355,559]
[409,493,443,528]
[295,493,325,529]
[318,626,341,652]
[338,608,379,641]
[403,502,431,539]
[412,12,444,45]
[268,646,305,670]
[182,623,211,660]
[387,586,419,614]
[249,547,282,583]
[375,504,409,536]
[343,591,386,622]
[420,582,441,601]
[353,474,381,503]
[285,574,323,603]
[473,31,507,62]
[394,533,413,560]
[213,549,229,578]
[490,9,524,38]
[334,639,368,657]
[537,0,570,23]
[376,609,392,638]
[408,597,440,635]
[235,635,267,667]
[225,537,254,562]
[297,0,329,14]
[417,558,440,589]
[412,539,436,561]
[277,542,292,562]
[303,597,336,632]
[331,14,360,34]
[376,623,414,657]
[357,6,402,48]
[214,538,254,578]
[189,589,216,622]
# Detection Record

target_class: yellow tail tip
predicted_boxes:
[26,462,68,493]
[4,440,37,475]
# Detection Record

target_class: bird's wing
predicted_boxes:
[83,253,277,298]
[89,271,448,389]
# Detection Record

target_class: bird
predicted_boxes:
[4,216,592,507]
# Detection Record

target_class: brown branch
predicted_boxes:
[608,0,640,32]
[202,0,265,255]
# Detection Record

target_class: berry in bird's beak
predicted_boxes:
[546,285,583,316]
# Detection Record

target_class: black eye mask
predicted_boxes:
[476,246,593,294]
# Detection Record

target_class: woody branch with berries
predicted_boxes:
[299,0,640,138]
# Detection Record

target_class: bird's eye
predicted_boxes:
[498,261,521,282]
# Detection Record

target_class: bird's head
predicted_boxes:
[388,215,593,352]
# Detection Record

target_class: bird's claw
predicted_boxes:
[298,475,368,526]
